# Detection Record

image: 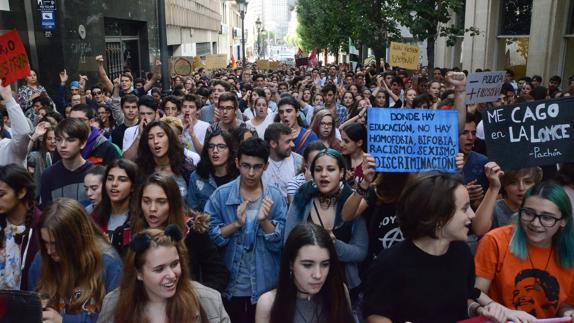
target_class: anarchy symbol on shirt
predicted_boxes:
[379,227,404,249]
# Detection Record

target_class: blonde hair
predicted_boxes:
[161,116,184,136]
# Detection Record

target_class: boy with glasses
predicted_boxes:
[205,137,287,323]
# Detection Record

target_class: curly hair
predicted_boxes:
[135,120,185,177]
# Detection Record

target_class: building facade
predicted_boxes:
[434,0,574,82]
[218,0,242,62]
[0,0,159,92]
[166,0,221,57]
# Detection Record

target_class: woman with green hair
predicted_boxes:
[475,180,574,321]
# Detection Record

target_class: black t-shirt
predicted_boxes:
[364,193,403,261]
[363,240,475,323]
[213,173,234,187]
[111,123,129,150]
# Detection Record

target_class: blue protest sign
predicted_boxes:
[367,108,459,172]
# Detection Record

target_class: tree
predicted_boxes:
[295,0,352,60]
[347,0,401,68]
[296,0,401,65]
[395,0,464,69]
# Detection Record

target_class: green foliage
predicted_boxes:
[395,0,465,42]
[439,25,480,46]
[296,0,401,60]
[295,0,349,54]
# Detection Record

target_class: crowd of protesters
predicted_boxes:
[0,53,573,323]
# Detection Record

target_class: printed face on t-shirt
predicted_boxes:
[512,269,560,317]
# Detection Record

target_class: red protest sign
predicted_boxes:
[0,30,31,85]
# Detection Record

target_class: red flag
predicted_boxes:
[231,54,237,69]
[308,48,318,68]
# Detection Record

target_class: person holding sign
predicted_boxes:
[0,79,32,166]
[475,180,574,320]
[340,123,367,188]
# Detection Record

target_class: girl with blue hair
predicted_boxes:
[475,177,574,320]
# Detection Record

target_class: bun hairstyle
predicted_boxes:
[115,226,208,323]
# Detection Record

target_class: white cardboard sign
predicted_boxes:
[464,71,506,105]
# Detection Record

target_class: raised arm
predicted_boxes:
[1,80,32,164]
[96,55,114,93]
[446,72,467,135]
[110,78,124,126]
[143,59,161,92]
[472,162,503,237]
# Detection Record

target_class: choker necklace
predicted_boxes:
[296,288,314,302]
[318,189,339,208]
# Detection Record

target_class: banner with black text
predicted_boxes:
[481,97,574,170]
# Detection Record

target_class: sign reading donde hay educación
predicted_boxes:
[367,108,459,173]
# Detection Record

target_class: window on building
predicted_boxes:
[498,0,532,79]
[500,0,533,35]
[453,2,465,68]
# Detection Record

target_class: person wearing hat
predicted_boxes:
[70,80,81,94]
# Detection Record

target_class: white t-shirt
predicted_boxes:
[122,125,139,153]
[246,113,276,139]
[262,154,295,198]
[182,120,210,154]
[243,107,274,120]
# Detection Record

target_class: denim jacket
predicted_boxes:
[186,171,218,212]
[27,245,123,323]
[204,177,287,304]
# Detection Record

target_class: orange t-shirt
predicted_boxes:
[475,225,574,318]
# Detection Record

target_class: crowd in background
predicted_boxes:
[0,55,573,323]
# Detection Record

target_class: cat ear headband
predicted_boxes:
[129,224,183,253]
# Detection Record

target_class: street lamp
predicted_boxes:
[256,17,262,59]
[237,0,248,67]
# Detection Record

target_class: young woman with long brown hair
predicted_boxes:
[0,164,41,290]
[255,223,354,323]
[27,198,123,323]
[98,226,229,323]
[111,173,229,292]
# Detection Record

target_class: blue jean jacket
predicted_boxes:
[204,177,287,304]
[186,171,218,212]
[27,246,123,323]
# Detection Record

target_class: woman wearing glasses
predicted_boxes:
[475,179,574,320]
[310,109,341,151]
[186,130,238,212]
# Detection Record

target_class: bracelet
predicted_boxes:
[354,187,368,198]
